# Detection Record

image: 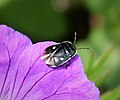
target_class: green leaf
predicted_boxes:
[93,45,115,68]
[94,70,111,86]
[101,85,120,100]
[89,45,115,81]
[0,0,10,9]
[85,51,94,75]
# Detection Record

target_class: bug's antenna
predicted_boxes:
[77,47,90,50]
[73,32,90,50]
[73,32,77,44]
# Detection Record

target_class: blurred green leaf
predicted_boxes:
[89,45,115,82]
[0,0,10,9]
[85,51,94,75]
[93,45,115,69]
[101,85,120,100]
[94,70,111,86]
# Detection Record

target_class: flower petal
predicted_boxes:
[8,42,100,100]
[0,25,100,100]
[0,25,32,99]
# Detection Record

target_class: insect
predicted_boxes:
[41,32,89,68]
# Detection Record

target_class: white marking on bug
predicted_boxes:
[54,57,59,62]
[45,56,51,64]
[60,57,64,60]
[41,53,51,60]
[66,50,69,54]
[52,46,56,50]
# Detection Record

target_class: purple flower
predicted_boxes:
[0,25,100,100]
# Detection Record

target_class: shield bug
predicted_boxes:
[41,32,89,68]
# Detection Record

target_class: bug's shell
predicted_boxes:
[41,41,77,67]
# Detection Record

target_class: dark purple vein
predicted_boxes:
[0,46,11,97]
[41,77,67,100]
[21,70,53,100]
[14,54,42,99]
[10,68,18,100]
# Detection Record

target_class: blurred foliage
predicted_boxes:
[77,27,120,87]
[0,0,67,42]
[0,0,120,99]
[101,85,120,100]
[84,0,120,44]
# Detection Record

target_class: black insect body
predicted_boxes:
[41,41,77,68]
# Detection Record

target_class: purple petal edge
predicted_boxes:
[0,25,100,100]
